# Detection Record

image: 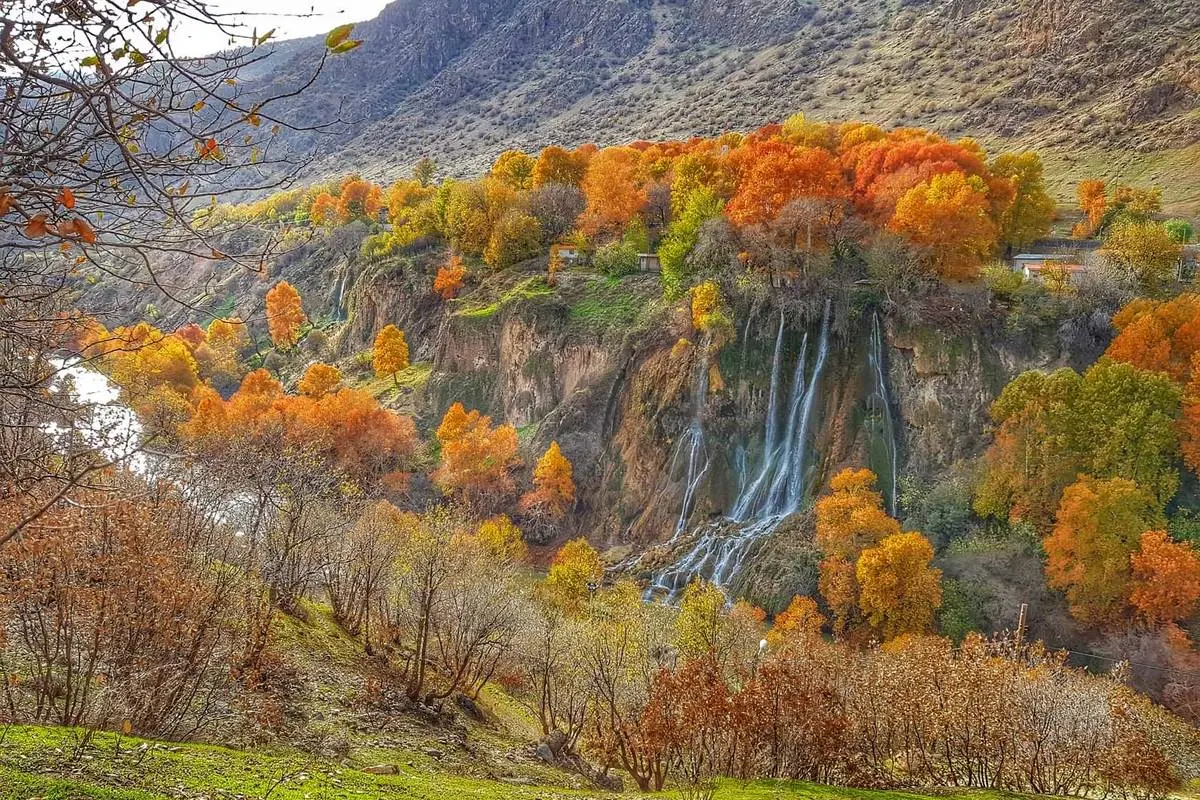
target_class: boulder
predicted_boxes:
[362,764,399,775]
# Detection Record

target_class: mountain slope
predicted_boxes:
[256,0,1197,199]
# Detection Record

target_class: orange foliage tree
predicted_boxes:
[580,147,646,235]
[433,254,467,300]
[888,171,997,280]
[1129,530,1200,624]
[431,402,520,502]
[181,369,418,484]
[297,362,343,398]
[855,532,942,640]
[1075,179,1107,237]
[264,281,306,349]
[726,141,846,226]
[766,595,826,649]
[372,324,410,385]
[1106,294,1200,384]
[532,145,590,188]
[1044,476,1166,626]
[519,441,576,521]
[335,178,384,223]
[814,468,900,558]
[309,191,337,225]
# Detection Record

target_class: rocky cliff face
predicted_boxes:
[256,252,1107,593]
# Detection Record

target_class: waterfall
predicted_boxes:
[783,299,832,511]
[644,300,835,601]
[729,313,788,521]
[867,311,900,516]
[672,353,710,535]
[330,264,352,322]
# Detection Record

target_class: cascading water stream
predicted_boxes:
[644,300,834,601]
[866,311,900,516]
[782,299,832,512]
[672,352,710,535]
[330,269,350,322]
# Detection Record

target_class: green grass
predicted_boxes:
[567,275,663,335]
[0,725,1051,800]
[454,276,554,320]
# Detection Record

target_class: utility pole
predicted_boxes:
[1014,602,1028,657]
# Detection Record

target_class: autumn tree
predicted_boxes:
[1074,179,1107,237]
[766,595,826,650]
[520,441,576,522]
[335,178,384,223]
[433,254,467,300]
[675,580,764,671]
[532,145,590,188]
[1129,530,1200,624]
[889,170,997,280]
[372,325,410,385]
[310,191,338,225]
[297,362,343,398]
[545,537,603,616]
[815,469,900,558]
[818,555,859,637]
[491,150,536,191]
[483,211,542,269]
[991,152,1055,250]
[1111,184,1163,219]
[640,657,730,795]
[855,532,942,640]
[476,514,529,562]
[265,281,307,350]
[726,141,846,227]
[431,402,520,502]
[1045,477,1166,626]
[206,317,250,381]
[1103,218,1183,294]
[1105,294,1200,384]
[580,147,647,235]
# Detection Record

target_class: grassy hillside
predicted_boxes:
[0,603,1050,800]
[0,725,1041,800]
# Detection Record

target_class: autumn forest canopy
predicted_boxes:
[3,1,1200,798]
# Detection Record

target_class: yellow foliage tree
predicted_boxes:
[372,324,410,386]
[490,150,536,191]
[856,532,942,640]
[475,514,529,563]
[814,468,900,559]
[544,537,603,616]
[297,362,343,398]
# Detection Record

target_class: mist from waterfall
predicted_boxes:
[644,300,833,601]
